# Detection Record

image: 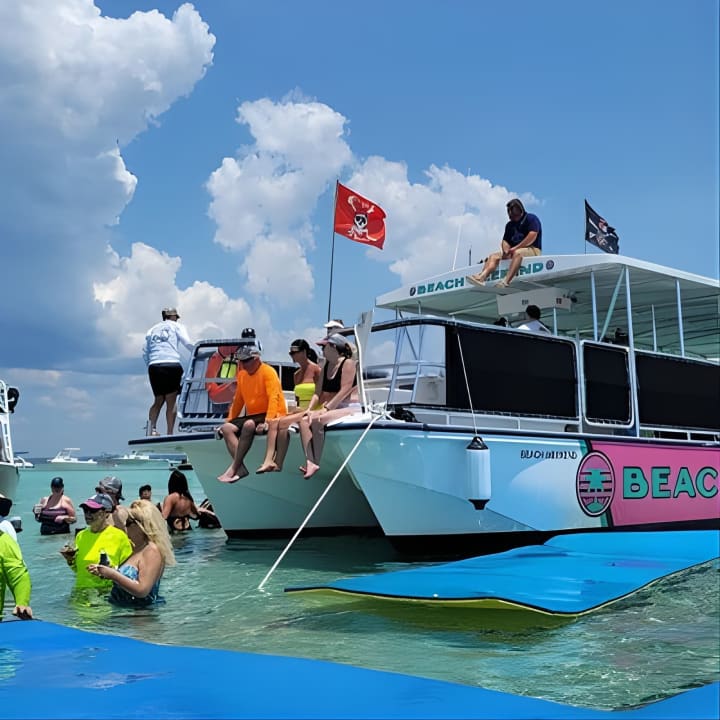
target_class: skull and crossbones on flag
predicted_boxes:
[334,183,387,249]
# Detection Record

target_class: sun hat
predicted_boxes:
[96,476,124,500]
[163,307,180,318]
[323,319,345,331]
[80,493,113,512]
[317,333,349,350]
[50,476,64,488]
[236,346,262,362]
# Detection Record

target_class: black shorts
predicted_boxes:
[149,363,184,396]
[228,413,267,432]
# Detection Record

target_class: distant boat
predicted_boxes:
[47,448,98,466]
[98,450,175,469]
[13,452,34,469]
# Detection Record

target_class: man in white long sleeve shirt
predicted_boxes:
[143,307,194,435]
[517,305,550,333]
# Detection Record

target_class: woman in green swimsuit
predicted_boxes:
[256,339,321,474]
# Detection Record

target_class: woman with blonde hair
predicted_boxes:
[88,499,175,607]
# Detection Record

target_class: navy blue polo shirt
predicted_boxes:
[503,212,542,250]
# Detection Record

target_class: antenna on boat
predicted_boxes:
[451,168,472,271]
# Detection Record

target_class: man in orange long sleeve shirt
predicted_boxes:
[217,347,287,483]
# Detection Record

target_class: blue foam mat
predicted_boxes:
[0,620,717,719]
[287,531,720,615]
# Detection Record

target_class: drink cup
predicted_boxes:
[60,544,76,559]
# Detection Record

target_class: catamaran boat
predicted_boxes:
[130,254,719,553]
[47,448,98,467]
[0,380,21,499]
[130,333,379,537]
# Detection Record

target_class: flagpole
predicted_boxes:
[327,181,339,322]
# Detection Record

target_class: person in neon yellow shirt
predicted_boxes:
[62,493,132,590]
[0,529,32,619]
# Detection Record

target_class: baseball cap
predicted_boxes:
[80,493,113,512]
[317,333,350,350]
[96,476,124,500]
[163,307,180,318]
[236,346,262,362]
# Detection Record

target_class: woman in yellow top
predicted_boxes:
[61,493,133,590]
[256,339,321,474]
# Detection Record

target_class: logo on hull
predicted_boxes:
[576,451,615,517]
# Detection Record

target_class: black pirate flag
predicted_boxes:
[585,200,619,254]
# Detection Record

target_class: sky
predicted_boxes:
[1,0,718,457]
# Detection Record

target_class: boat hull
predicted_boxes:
[335,422,720,555]
[0,462,19,500]
[130,429,379,536]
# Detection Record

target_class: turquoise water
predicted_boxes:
[10,467,720,711]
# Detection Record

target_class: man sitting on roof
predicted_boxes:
[467,199,542,289]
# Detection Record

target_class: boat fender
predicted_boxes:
[466,436,491,510]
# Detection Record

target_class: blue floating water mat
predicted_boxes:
[0,620,717,719]
[286,531,720,616]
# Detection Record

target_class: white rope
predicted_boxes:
[257,412,382,591]
[456,332,478,435]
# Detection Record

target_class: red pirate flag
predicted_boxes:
[333,182,386,249]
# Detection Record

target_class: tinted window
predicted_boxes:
[445,327,577,418]
[583,344,631,423]
[636,353,719,430]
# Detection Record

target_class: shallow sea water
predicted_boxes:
[10,467,720,710]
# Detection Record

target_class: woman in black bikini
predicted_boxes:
[298,333,359,479]
[161,470,200,533]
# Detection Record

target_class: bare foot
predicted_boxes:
[218,472,240,483]
[256,463,279,474]
[303,460,320,479]
[466,274,486,287]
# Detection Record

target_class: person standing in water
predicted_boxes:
[88,499,175,607]
[33,477,76,535]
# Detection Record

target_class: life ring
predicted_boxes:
[205,346,239,404]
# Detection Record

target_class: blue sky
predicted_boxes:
[1,0,718,457]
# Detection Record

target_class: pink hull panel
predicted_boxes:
[584,441,720,526]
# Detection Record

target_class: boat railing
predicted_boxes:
[177,339,297,432]
[362,362,446,407]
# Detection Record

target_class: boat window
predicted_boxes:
[445,327,578,418]
[636,353,720,431]
[582,343,631,424]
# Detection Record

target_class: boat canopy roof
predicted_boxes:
[376,254,720,359]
